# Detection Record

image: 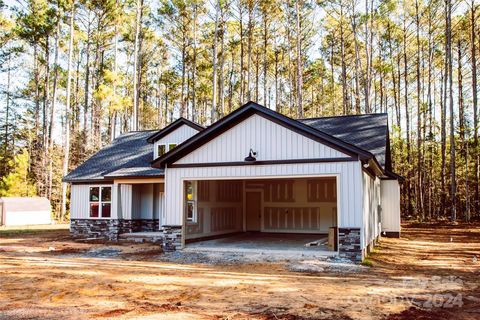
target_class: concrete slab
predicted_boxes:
[184,232,336,258]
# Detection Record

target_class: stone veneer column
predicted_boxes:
[159,225,183,251]
[338,228,362,262]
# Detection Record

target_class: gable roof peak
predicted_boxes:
[146,117,204,143]
[151,101,376,169]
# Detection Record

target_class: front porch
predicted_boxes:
[70,178,165,240]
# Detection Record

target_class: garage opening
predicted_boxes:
[183,177,338,254]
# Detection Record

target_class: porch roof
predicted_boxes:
[63,130,164,183]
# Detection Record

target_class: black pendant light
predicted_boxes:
[244,149,257,162]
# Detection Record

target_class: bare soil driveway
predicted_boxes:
[0,223,479,319]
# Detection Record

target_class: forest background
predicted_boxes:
[0,0,478,222]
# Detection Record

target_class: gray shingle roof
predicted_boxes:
[64,111,390,183]
[299,113,389,168]
[63,130,164,182]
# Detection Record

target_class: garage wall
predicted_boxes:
[362,172,381,249]
[185,180,243,240]
[164,161,363,228]
[246,179,337,233]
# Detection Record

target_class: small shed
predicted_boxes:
[0,197,52,226]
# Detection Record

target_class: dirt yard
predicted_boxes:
[0,223,479,320]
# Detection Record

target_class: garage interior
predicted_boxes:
[183,177,338,254]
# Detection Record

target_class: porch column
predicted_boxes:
[111,183,120,219]
[119,184,133,219]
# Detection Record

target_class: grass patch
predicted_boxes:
[361,258,374,267]
[0,228,65,237]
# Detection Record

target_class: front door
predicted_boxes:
[246,191,262,231]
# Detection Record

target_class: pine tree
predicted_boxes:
[0,150,37,197]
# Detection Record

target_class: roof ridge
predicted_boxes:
[299,113,387,120]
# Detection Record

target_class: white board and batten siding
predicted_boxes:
[380,180,401,233]
[165,114,363,229]
[176,114,347,164]
[153,124,200,159]
[362,172,382,249]
[70,185,92,219]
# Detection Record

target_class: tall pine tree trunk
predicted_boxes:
[471,0,479,217]
[48,16,61,202]
[132,0,142,130]
[415,0,423,218]
[212,0,219,121]
[61,3,75,221]
[403,20,412,216]
[446,0,456,220]
[295,0,303,117]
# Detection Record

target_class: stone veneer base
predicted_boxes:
[70,219,159,241]
[71,221,364,263]
[338,228,362,262]
[159,226,183,251]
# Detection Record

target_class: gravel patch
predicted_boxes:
[287,257,367,273]
[158,250,365,273]
[83,248,122,258]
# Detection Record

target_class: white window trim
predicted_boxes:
[185,181,198,224]
[89,185,112,219]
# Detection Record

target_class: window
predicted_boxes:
[185,181,197,223]
[156,143,177,158]
[158,144,166,157]
[90,186,112,218]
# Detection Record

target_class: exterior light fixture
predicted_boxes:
[244,149,257,162]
